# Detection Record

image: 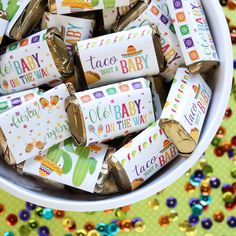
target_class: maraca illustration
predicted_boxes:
[39,95,59,110]
[88,124,97,136]
[35,142,72,177]
[25,139,45,153]
[97,124,103,136]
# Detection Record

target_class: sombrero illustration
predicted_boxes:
[121,45,143,58]
[160,139,173,153]
[192,84,201,99]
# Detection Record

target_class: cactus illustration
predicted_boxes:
[36,143,73,177]
[103,0,116,8]
[72,146,97,186]
[91,0,99,6]
[6,0,20,21]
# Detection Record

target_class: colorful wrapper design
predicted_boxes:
[114,0,184,82]
[2,0,46,40]
[108,121,179,191]
[102,0,138,32]
[23,138,117,194]
[0,28,73,95]
[65,78,155,146]
[166,0,219,74]
[48,0,132,14]
[0,83,72,165]
[0,88,40,114]
[75,25,165,88]
[0,10,8,45]
[160,68,212,155]
[41,12,95,54]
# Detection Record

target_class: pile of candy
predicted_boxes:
[0,0,219,196]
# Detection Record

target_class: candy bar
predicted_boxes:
[41,12,95,54]
[0,28,74,95]
[0,10,8,45]
[159,68,212,155]
[114,0,184,81]
[48,0,132,14]
[3,0,46,40]
[0,83,73,165]
[0,88,40,114]
[102,0,138,32]
[23,138,119,194]
[108,121,179,191]
[74,25,165,88]
[65,78,155,146]
[166,0,219,74]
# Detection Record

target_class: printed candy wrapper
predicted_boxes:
[108,121,178,191]
[0,88,40,114]
[0,28,73,95]
[65,78,155,146]
[41,12,95,54]
[2,0,46,40]
[102,1,137,32]
[48,0,131,14]
[75,25,165,88]
[159,68,212,155]
[0,83,72,165]
[23,138,111,193]
[166,0,219,74]
[115,0,184,82]
[0,10,8,45]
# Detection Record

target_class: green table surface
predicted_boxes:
[0,5,236,236]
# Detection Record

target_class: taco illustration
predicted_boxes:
[131,178,144,190]
[85,71,101,84]
[190,127,200,142]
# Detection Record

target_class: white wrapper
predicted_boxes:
[0,30,61,95]
[76,25,160,87]
[112,121,178,190]
[0,84,71,164]
[75,78,155,145]
[52,0,131,14]
[123,0,184,81]
[24,138,108,193]
[41,12,94,54]
[0,17,8,44]
[166,0,219,67]
[160,68,212,145]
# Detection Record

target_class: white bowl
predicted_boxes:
[0,0,233,211]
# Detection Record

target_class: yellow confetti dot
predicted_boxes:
[148,199,159,210]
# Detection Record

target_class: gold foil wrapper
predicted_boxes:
[159,119,196,156]
[188,61,220,75]
[65,95,87,146]
[0,127,15,166]
[113,0,148,32]
[94,147,120,195]
[48,0,57,13]
[46,27,74,78]
[0,10,8,21]
[107,155,132,191]
[9,0,47,40]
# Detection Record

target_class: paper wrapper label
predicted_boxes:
[0,84,71,164]
[123,0,184,81]
[77,25,160,87]
[1,0,30,37]
[23,138,108,193]
[0,88,39,114]
[113,121,178,190]
[75,78,155,145]
[0,29,61,95]
[54,0,130,14]
[160,68,212,143]
[41,12,94,54]
[167,0,219,66]
[103,4,134,32]
[0,17,8,44]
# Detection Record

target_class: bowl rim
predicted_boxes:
[0,0,233,211]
